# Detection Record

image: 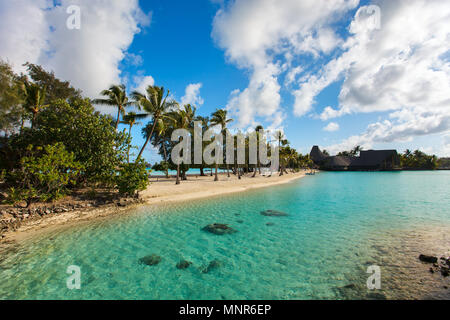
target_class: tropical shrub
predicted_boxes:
[6,143,83,206]
[115,160,149,197]
[5,99,129,185]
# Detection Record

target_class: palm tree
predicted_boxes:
[210,109,233,181]
[275,130,289,176]
[169,104,196,185]
[23,82,48,128]
[195,116,210,176]
[132,86,178,161]
[252,125,264,177]
[120,112,148,163]
[93,84,133,130]
[351,145,363,156]
[121,112,148,134]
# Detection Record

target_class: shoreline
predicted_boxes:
[1,171,307,243]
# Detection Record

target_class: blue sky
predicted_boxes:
[1,0,449,162]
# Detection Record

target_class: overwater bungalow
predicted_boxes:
[310,146,400,171]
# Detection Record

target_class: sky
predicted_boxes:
[0,0,449,163]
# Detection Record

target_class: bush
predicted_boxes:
[116,160,149,197]
[7,143,83,206]
[3,99,129,186]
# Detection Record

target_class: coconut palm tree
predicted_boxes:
[120,112,148,163]
[195,116,210,176]
[93,84,133,130]
[252,125,264,177]
[210,109,233,181]
[168,104,196,185]
[132,86,178,161]
[121,112,147,134]
[23,82,48,128]
[275,130,289,176]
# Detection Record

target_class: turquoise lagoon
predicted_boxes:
[1,171,449,300]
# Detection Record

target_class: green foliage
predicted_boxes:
[400,150,438,170]
[0,60,24,135]
[338,145,363,157]
[7,99,129,185]
[7,143,83,205]
[152,161,169,173]
[115,160,149,197]
[24,62,82,103]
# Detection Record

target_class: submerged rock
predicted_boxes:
[201,260,222,274]
[260,210,289,217]
[266,222,275,226]
[176,260,192,270]
[202,223,237,235]
[419,254,438,263]
[139,254,162,266]
[237,220,244,224]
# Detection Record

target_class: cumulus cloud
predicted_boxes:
[323,122,340,132]
[212,0,359,129]
[0,0,151,99]
[132,75,155,94]
[299,0,450,152]
[0,0,50,72]
[181,83,204,107]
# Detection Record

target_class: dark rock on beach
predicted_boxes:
[260,210,289,217]
[176,260,192,269]
[202,223,237,235]
[201,260,222,274]
[139,254,162,266]
[419,254,438,263]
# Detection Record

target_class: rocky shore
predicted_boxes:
[0,197,144,240]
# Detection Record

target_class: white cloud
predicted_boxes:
[212,0,359,129]
[442,134,450,157]
[0,0,50,72]
[181,83,204,107]
[132,75,155,94]
[0,0,151,99]
[323,122,340,132]
[299,0,450,151]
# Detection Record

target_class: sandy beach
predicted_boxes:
[2,171,307,242]
[143,171,306,204]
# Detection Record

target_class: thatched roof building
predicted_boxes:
[310,145,328,163]
[310,146,400,171]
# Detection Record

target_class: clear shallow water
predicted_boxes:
[1,171,449,300]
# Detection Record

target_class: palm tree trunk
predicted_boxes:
[238,164,241,179]
[31,111,37,129]
[176,164,180,185]
[214,163,219,181]
[136,117,158,161]
[127,125,132,163]
[162,144,169,178]
[226,164,230,178]
[115,106,122,130]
